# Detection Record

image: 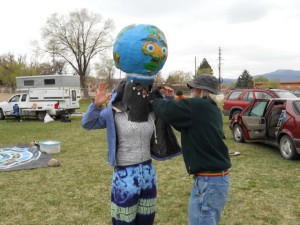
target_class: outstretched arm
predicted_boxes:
[81,81,112,130]
[94,81,112,107]
[152,86,191,128]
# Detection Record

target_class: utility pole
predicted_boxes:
[195,56,197,76]
[218,47,223,90]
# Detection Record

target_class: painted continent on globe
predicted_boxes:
[113,24,168,76]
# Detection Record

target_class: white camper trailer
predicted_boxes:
[0,75,81,120]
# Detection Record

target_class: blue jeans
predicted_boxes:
[188,174,230,225]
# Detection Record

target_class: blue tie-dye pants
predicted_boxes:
[111,160,157,225]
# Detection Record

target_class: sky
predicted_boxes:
[1,0,300,79]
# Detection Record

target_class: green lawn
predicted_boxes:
[1,102,300,225]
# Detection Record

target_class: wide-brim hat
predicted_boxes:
[187,74,219,94]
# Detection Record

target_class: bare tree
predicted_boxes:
[95,54,115,87]
[153,71,165,87]
[28,61,67,75]
[41,8,115,98]
[166,70,192,85]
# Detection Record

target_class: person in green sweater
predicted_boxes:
[152,74,231,225]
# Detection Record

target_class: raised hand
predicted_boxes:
[163,86,174,97]
[94,81,112,107]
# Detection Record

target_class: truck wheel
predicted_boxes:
[279,135,299,160]
[37,111,46,121]
[0,109,5,120]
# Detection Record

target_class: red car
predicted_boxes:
[223,89,297,119]
[229,98,300,160]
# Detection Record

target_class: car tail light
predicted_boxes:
[54,102,59,109]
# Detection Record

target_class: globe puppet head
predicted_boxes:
[113,24,168,86]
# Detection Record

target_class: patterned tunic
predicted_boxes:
[115,111,155,166]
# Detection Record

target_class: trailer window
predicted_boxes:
[44,79,55,85]
[72,90,76,101]
[24,80,34,86]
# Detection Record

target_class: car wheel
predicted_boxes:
[233,124,244,142]
[231,110,241,119]
[37,111,46,121]
[279,135,299,160]
[0,109,5,120]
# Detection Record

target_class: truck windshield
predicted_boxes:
[9,95,20,102]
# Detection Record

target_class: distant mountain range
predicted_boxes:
[222,69,300,85]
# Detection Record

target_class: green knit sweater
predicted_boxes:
[152,97,231,174]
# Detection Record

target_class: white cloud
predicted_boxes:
[1,0,300,79]
[226,2,271,23]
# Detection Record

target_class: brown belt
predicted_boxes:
[194,170,229,177]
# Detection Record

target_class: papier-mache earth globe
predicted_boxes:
[113,24,168,76]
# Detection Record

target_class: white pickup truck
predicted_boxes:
[0,75,81,120]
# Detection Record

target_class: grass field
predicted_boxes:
[1,99,300,225]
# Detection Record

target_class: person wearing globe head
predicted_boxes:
[81,24,180,225]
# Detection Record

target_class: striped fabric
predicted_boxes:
[111,160,157,225]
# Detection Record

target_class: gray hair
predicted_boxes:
[201,89,217,103]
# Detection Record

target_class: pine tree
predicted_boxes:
[197,58,213,75]
[235,70,254,88]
